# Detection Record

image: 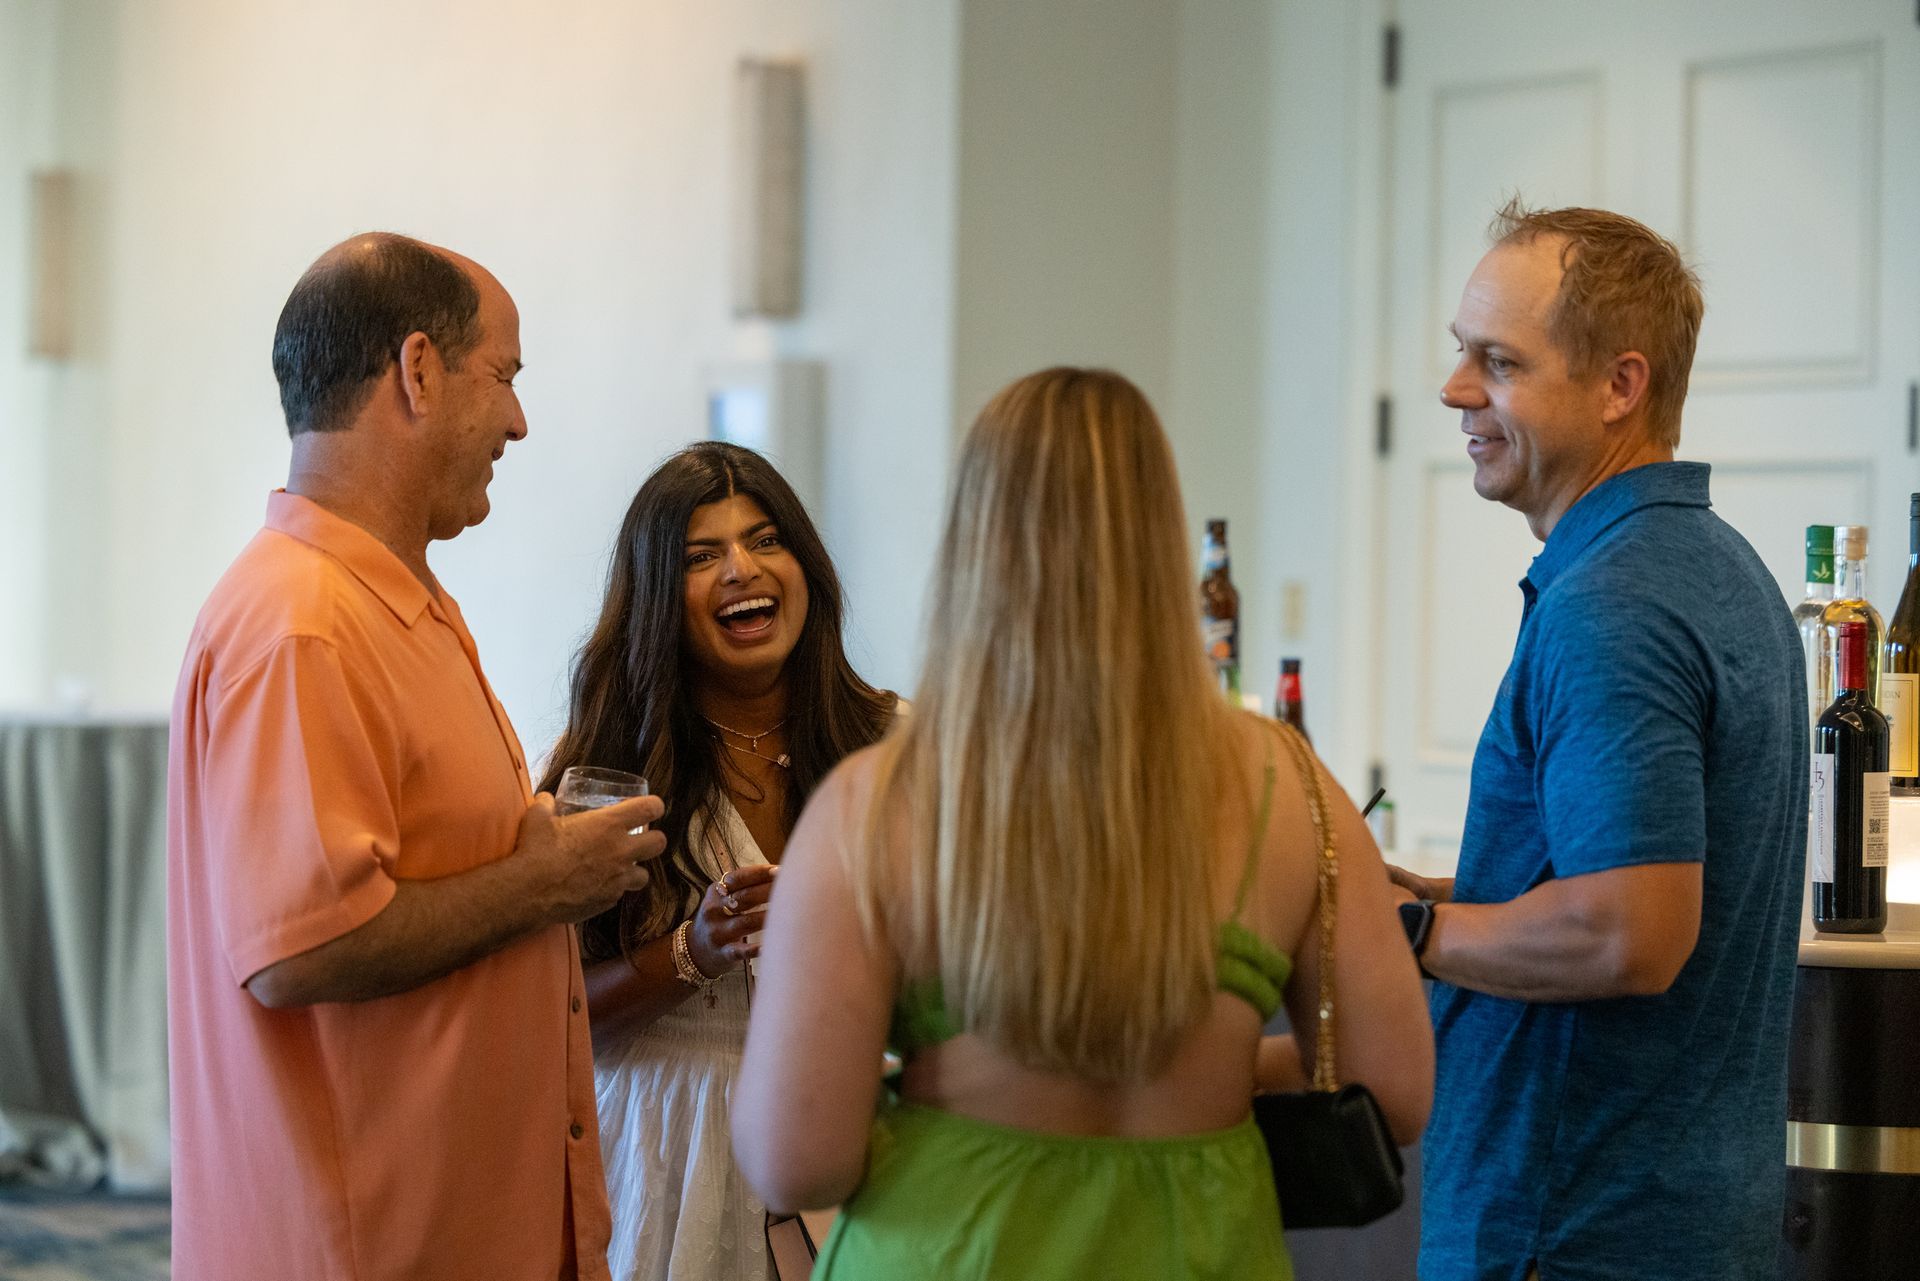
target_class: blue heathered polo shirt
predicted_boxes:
[1419,462,1806,1281]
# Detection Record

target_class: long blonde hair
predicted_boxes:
[857,368,1230,1082]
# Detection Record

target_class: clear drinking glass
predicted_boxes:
[555,766,650,824]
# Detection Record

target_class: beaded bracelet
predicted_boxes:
[671,920,716,988]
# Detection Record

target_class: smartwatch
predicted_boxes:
[1398,898,1436,959]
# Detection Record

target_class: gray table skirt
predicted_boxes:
[0,717,170,1192]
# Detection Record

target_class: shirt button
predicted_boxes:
[571,997,582,1014]
[570,1123,584,1140]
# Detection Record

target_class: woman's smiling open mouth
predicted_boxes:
[716,595,779,639]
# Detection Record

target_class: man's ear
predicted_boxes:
[396,330,436,419]
[1600,350,1651,427]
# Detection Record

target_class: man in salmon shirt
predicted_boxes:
[166,233,666,1281]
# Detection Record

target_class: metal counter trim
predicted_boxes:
[1786,1120,1920,1174]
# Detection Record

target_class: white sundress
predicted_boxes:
[595,800,773,1281]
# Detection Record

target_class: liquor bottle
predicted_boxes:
[1793,525,1836,729]
[1820,525,1882,705]
[1882,495,1920,793]
[1275,657,1308,741]
[1200,519,1240,699]
[1811,620,1889,934]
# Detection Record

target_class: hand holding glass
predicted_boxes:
[556,766,651,832]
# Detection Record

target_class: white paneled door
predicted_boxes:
[1377,1,1920,870]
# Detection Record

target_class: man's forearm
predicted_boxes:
[246,856,558,1007]
[1423,880,1659,1003]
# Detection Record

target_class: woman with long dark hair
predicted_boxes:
[541,442,895,1281]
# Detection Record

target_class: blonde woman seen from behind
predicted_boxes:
[734,368,1432,1280]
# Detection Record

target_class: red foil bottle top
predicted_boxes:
[1837,620,1868,691]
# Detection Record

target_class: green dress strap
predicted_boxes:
[1216,737,1291,1021]
[1228,739,1278,925]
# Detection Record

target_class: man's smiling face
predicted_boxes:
[1442,237,1614,539]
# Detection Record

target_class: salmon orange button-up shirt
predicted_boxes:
[166,491,611,1281]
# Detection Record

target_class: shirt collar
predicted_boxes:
[264,490,434,627]
[1526,461,1712,592]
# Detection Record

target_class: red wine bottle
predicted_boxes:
[1811,619,1889,934]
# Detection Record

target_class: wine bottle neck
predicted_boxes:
[1838,625,1870,692]
[1837,556,1870,599]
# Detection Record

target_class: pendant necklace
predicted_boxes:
[703,714,791,769]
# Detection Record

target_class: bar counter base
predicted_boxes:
[1784,937,1920,1281]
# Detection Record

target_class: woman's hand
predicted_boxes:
[687,864,778,978]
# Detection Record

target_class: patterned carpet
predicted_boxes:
[0,1188,169,1281]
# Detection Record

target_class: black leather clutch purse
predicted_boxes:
[1256,723,1407,1230]
[1254,1082,1405,1229]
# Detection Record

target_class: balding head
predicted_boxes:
[271,233,484,435]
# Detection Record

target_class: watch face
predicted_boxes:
[1398,899,1433,954]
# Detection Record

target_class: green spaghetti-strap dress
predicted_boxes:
[814,755,1295,1281]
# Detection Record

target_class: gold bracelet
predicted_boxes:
[671,920,715,988]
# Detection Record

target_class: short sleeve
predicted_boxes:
[1532,585,1711,877]
[202,634,399,985]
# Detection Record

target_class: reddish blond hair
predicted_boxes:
[1491,198,1704,448]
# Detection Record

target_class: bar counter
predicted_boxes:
[1784,892,1920,1278]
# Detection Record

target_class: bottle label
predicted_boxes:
[1884,673,1919,777]
[1864,771,1890,868]
[1810,753,1835,884]
[1280,672,1302,703]
[1202,617,1236,663]
[1805,556,1834,586]
[1203,542,1227,574]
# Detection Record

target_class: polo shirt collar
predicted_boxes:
[264,490,434,626]
[1527,461,1711,592]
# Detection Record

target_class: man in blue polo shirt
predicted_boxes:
[1388,202,1805,1281]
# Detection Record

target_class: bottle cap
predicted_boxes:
[1837,619,1868,691]
[1836,524,1869,561]
[1805,525,1834,556]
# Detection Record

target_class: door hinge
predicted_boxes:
[1375,395,1393,457]
[1908,380,1918,454]
[1382,24,1401,89]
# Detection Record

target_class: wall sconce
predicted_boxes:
[29,168,74,360]
[732,59,806,319]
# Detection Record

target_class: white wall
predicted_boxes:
[0,0,54,706]
[1252,0,1382,793]
[951,0,1179,422]
[9,0,1380,787]
[1165,0,1277,712]
[1172,0,1379,795]
[23,0,957,756]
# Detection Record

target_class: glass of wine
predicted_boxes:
[555,766,650,827]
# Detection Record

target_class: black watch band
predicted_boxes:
[1398,898,1436,958]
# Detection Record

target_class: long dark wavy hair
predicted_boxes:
[542,441,896,963]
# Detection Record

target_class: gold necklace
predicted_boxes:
[704,715,791,769]
[700,713,788,752]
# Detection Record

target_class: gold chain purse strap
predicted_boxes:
[1273,720,1339,1092]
